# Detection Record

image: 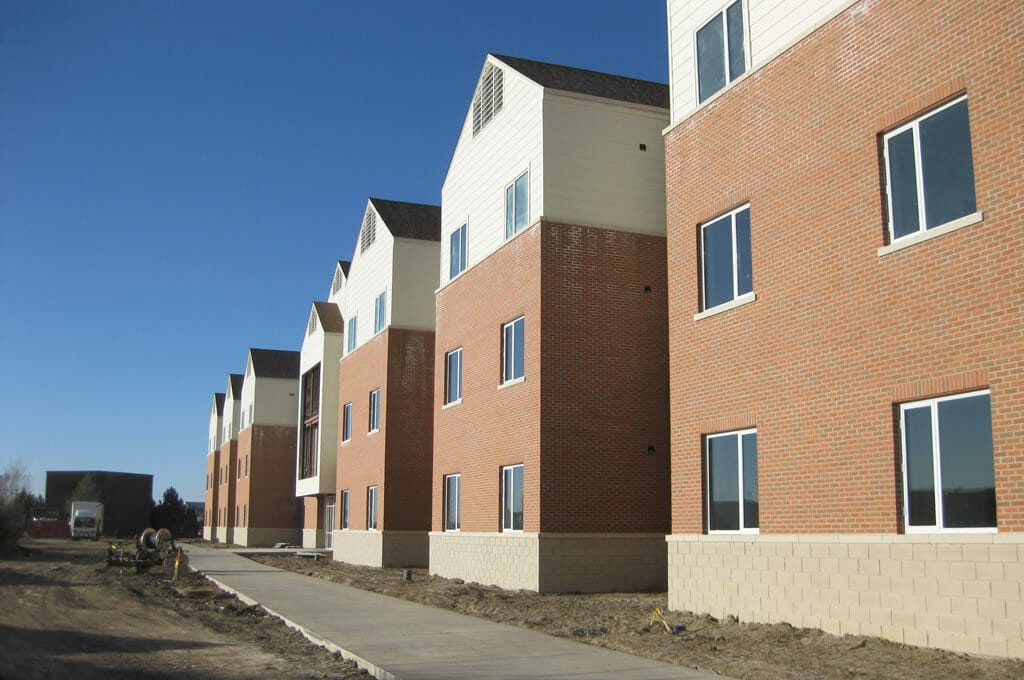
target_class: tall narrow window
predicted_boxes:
[342,402,352,442]
[341,489,350,529]
[502,464,524,531]
[505,171,529,238]
[901,390,995,531]
[300,365,321,479]
[368,389,381,433]
[445,348,463,405]
[347,316,358,353]
[374,291,386,333]
[444,474,461,531]
[501,317,525,384]
[696,0,746,103]
[367,486,378,530]
[883,96,976,242]
[706,429,758,532]
[701,204,752,311]
[450,224,467,279]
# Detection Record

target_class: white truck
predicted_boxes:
[70,501,104,540]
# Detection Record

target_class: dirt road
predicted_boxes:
[0,539,364,680]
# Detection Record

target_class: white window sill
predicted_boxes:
[878,211,983,257]
[498,377,525,390]
[340,439,350,446]
[368,429,380,436]
[694,292,757,321]
[442,399,462,410]
[709,529,760,536]
[905,526,997,535]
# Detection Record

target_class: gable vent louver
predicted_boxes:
[307,309,318,336]
[360,208,377,254]
[472,63,504,137]
[331,268,344,295]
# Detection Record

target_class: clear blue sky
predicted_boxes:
[0,1,668,503]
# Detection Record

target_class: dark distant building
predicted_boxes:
[45,471,153,537]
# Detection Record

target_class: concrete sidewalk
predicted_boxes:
[186,545,723,680]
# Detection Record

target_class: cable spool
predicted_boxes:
[139,528,158,551]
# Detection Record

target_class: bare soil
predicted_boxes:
[0,539,365,680]
[250,553,1024,680]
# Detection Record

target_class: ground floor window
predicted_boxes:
[501,464,523,531]
[341,490,350,529]
[367,486,378,530]
[706,429,758,532]
[444,474,461,531]
[901,390,995,531]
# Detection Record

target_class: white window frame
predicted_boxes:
[347,316,358,353]
[444,474,461,532]
[899,389,996,534]
[694,0,748,105]
[374,291,386,334]
[367,486,378,531]
[450,224,467,280]
[341,489,350,530]
[504,171,529,239]
[882,95,977,245]
[705,428,759,535]
[368,388,381,433]
[700,203,753,313]
[341,402,352,443]
[501,464,524,532]
[501,316,525,386]
[444,348,463,406]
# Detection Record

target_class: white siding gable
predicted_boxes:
[208,397,222,454]
[342,201,394,355]
[223,376,242,442]
[440,56,544,285]
[328,263,347,305]
[667,0,855,126]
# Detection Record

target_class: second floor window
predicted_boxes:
[450,224,467,279]
[701,205,752,311]
[697,0,746,103]
[445,348,463,405]
[347,316,358,353]
[505,171,529,239]
[342,403,352,442]
[369,389,381,433]
[374,291,386,334]
[502,317,525,384]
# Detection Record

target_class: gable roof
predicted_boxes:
[228,374,244,399]
[213,392,225,415]
[368,198,441,242]
[491,54,668,109]
[312,301,343,333]
[248,348,300,379]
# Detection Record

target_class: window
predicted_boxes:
[237,463,241,480]
[444,474,461,531]
[696,0,746,103]
[245,455,249,477]
[243,504,247,527]
[701,204,752,311]
[367,486,378,530]
[884,96,977,243]
[501,464,523,531]
[472,62,504,136]
[706,429,758,532]
[300,365,321,479]
[342,402,352,442]
[249,404,253,424]
[374,291,386,334]
[501,317,525,384]
[901,390,995,532]
[341,490,350,529]
[368,389,381,433]
[445,348,463,405]
[347,316,358,353]
[360,208,376,253]
[450,224,467,279]
[505,171,529,238]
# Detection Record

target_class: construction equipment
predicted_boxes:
[107,527,189,578]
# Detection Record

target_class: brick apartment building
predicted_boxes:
[430,54,672,593]
[297,265,348,549]
[232,348,302,547]
[203,392,224,540]
[215,373,242,543]
[333,198,440,567]
[664,0,1023,657]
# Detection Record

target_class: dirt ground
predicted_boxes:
[0,539,365,680]
[251,552,1024,680]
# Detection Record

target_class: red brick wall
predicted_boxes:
[433,225,543,532]
[216,440,236,527]
[539,222,671,533]
[665,0,1024,534]
[303,496,321,531]
[383,328,435,531]
[247,425,301,529]
[205,451,219,528]
[337,331,389,530]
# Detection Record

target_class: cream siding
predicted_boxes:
[342,203,394,355]
[328,263,347,306]
[391,238,439,331]
[542,93,668,235]
[223,376,242,442]
[440,57,544,285]
[247,375,299,428]
[667,0,855,125]
[208,397,222,454]
[297,304,343,497]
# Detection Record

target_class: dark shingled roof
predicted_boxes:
[313,301,343,333]
[228,374,244,398]
[369,198,441,242]
[491,54,668,109]
[249,348,300,379]
[338,260,351,276]
[213,392,225,415]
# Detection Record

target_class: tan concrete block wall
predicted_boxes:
[538,534,667,593]
[429,532,541,591]
[215,526,233,544]
[333,530,384,568]
[239,527,301,547]
[202,527,212,541]
[302,528,323,549]
[380,530,429,568]
[667,534,1024,658]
